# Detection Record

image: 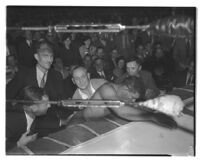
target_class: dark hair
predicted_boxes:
[94,57,104,64]
[82,36,91,42]
[122,76,145,99]
[35,40,53,54]
[126,56,142,66]
[83,54,92,60]
[19,86,45,106]
[115,56,126,65]
[62,33,71,42]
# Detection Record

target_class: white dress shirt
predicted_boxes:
[36,66,48,88]
[24,111,34,132]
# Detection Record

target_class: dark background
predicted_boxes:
[7,6,195,26]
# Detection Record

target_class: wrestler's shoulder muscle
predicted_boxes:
[98,83,117,100]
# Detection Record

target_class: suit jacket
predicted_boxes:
[139,70,160,97]
[6,67,65,101]
[17,40,37,68]
[172,38,189,71]
[6,105,61,152]
[89,69,113,82]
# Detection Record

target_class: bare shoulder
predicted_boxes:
[97,83,118,99]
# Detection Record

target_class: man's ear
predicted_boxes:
[72,78,75,85]
[87,73,90,79]
[138,65,142,71]
[34,53,39,61]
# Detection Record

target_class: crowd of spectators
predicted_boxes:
[6,7,195,151]
[6,7,195,97]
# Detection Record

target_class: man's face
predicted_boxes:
[137,45,144,54]
[97,48,104,58]
[117,59,125,69]
[84,39,91,47]
[35,49,54,71]
[72,68,90,90]
[31,95,50,116]
[64,37,71,46]
[83,56,92,67]
[126,61,141,76]
[25,31,32,41]
[95,59,104,72]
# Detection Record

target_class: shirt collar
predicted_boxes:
[78,81,95,99]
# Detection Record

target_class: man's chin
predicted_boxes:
[79,86,87,90]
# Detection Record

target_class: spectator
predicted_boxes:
[83,54,93,72]
[118,57,160,100]
[79,36,91,59]
[6,86,71,151]
[58,33,82,67]
[112,56,127,83]
[90,58,113,81]
[6,55,18,84]
[172,38,190,87]
[17,30,36,68]
[185,60,194,85]
[6,41,74,120]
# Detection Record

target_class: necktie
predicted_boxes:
[99,71,105,78]
[40,72,47,88]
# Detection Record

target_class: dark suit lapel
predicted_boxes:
[45,68,51,89]
[33,67,39,87]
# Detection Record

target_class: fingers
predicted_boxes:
[22,130,30,136]
[30,133,38,141]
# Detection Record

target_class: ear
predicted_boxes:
[138,65,142,71]
[87,73,90,79]
[34,53,39,61]
[29,104,37,113]
[72,78,75,85]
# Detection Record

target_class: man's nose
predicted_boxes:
[48,56,53,62]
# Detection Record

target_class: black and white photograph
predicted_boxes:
[4,1,197,157]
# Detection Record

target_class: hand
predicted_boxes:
[17,130,37,147]
[145,89,155,99]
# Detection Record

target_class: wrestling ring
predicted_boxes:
[7,85,195,155]
[6,16,195,155]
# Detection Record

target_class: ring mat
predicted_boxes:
[7,85,194,155]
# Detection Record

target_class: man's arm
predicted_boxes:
[142,71,160,99]
[6,70,24,99]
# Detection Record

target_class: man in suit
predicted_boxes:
[6,86,68,152]
[6,41,72,119]
[118,57,160,100]
[90,58,113,82]
[7,41,64,100]
[17,30,36,68]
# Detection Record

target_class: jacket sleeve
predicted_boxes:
[32,107,62,137]
[6,70,24,99]
[146,72,160,96]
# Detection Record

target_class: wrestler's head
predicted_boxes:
[72,66,90,90]
[117,77,141,102]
